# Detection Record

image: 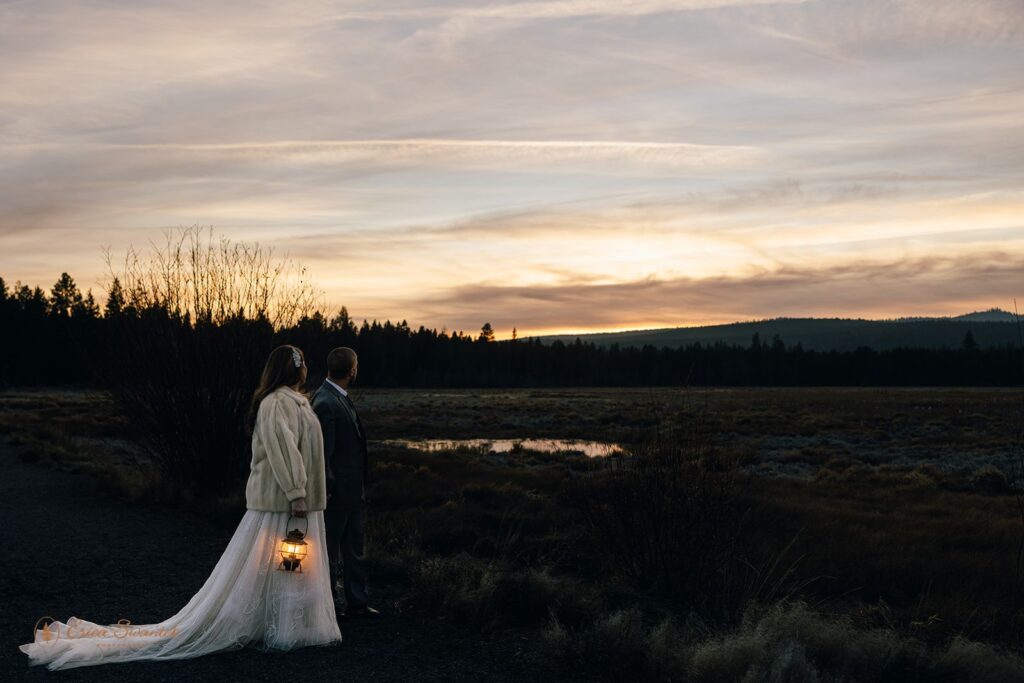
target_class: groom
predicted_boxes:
[312,347,379,618]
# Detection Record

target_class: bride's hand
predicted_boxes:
[290,497,307,517]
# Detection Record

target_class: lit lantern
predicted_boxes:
[278,515,308,572]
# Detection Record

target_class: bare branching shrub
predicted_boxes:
[567,407,748,607]
[102,224,321,328]
[92,225,325,498]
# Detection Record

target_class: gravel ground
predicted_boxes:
[1,437,550,682]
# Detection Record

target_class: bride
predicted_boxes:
[19,345,343,670]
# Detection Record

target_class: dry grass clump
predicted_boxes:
[932,635,1024,683]
[409,553,603,629]
[541,600,1024,682]
[969,465,1012,494]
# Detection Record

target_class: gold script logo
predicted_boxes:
[31,616,178,644]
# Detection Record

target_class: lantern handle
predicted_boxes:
[287,513,308,537]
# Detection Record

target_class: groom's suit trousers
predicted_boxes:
[325,497,369,608]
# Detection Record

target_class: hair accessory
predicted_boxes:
[291,347,302,368]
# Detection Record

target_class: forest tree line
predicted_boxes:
[3,272,1021,389]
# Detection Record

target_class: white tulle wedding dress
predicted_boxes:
[19,509,342,671]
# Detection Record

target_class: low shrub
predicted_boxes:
[969,465,1011,495]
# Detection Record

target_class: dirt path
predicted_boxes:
[1,437,550,682]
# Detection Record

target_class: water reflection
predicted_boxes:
[375,438,623,458]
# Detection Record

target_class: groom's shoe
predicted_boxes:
[342,605,380,619]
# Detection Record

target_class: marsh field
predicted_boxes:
[4,385,1024,681]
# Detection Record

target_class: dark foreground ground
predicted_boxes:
[5,386,1024,681]
[1,436,548,682]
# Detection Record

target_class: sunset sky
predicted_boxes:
[1,0,1022,338]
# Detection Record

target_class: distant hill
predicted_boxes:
[892,308,1019,323]
[947,308,1016,322]
[533,308,1022,352]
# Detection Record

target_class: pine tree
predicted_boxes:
[329,305,357,335]
[962,329,978,352]
[15,283,48,316]
[74,289,100,318]
[105,277,126,316]
[50,272,84,317]
[478,322,495,342]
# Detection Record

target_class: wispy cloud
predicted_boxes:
[2,138,765,169]
[401,250,1024,334]
[329,0,813,21]
[1,0,1022,332]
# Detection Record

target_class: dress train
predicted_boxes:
[19,509,342,671]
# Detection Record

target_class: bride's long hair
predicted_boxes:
[246,345,308,434]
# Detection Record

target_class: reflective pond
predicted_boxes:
[374,438,624,458]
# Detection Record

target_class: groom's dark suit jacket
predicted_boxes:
[311,379,367,504]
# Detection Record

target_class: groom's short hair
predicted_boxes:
[326,347,357,379]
